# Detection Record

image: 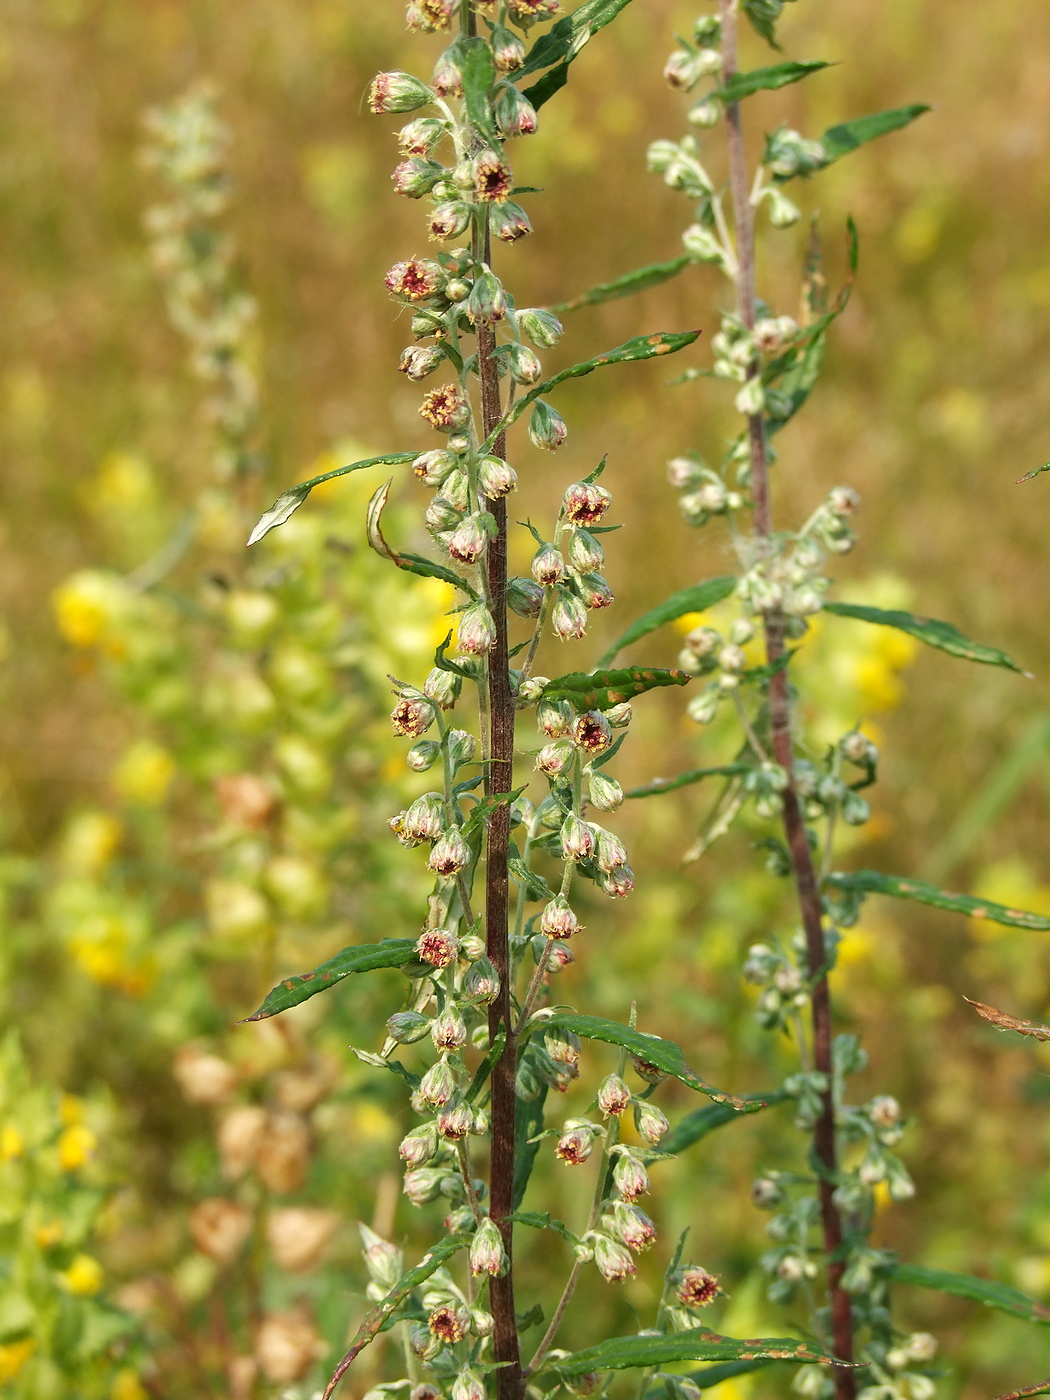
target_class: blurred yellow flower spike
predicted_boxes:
[52,570,129,650]
[60,1253,104,1296]
[58,1123,97,1172]
[111,1368,149,1400]
[0,1124,25,1160]
[111,739,176,805]
[0,1338,36,1383]
[58,811,123,876]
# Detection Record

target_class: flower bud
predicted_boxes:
[420,382,470,430]
[827,485,860,516]
[735,376,766,416]
[578,573,614,610]
[551,590,587,640]
[416,928,459,968]
[458,601,496,655]
[667,456,703,490]
[546,941,575,973]
[572,710,612,754]
[430,1006,467,1050]
[452,1368,486,1400]
[606,701,632,728]
[611,1202,657,1252]
[560,813,595,863]
[596,863,634,898]
[613,1152,649,1201]
[446,513,489,565]
[467,268,507,325]
[562,480,611,525]
[869,1095,901,1130]
[465,956,501,1004]
[682,223,727,264]
[398,116,446,155]
[537,697,572,736]
[491,22,526,71]
[469,1217,508,1277]
[677,1266,720,1308]
[750,1176,782,1209]
[368,71,434,114]
[424,497,462,533]
[507,577,544,618]
[472,148,513,203]
[508,343,543,384]
[423,666,461,709]
[598,1074,631,1116]
[687,689,720,725]
[532,544,566,585]
[663,48,702,90]
[594,825,628,873]
[399,344,445,380]
[633,1100,669,1145]
[478,455,517,498]
[689,97,720,127]
[388,1010,432,1044]
[494,84,538,139]
[841,791,870,826]
[593,1233,636,1281]
[403,792,446,842]
[767,188,801,227]
[359,1224,403,1292]
[391,694,434,737]
[428,1302,467,1345]
[540,896,582,939]
[392,158,444,199]
[556,1125,595,1165]
[399,1122,439,1167]
[567,528,604,574]
[437,1102,473,1139]
[587,770,623,812]
[431,53,463,99]
[906,1333,938,1363]
[419,1058,457,1109]
[444,276,471,302]
[536,740,575,777]
[528,400,568,451]
[403,1167,447,1205]
[413,449,457,486]
[517,307,563,348]
[428,201,471,240]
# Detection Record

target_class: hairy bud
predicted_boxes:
[613,1152,650,1201]
[677,1266,720,1308]
[403,792,445,842]
[598,1074,631,1116]
[416,928,459,969]
[399,1122,439,1167]
[430,1006,467,1051]
[532,544,566,586]
[540,896,583,940]
[418,1058,457,1109]
[560,813,596,863]
[593,1233,636,1282]
[633,1100,669,1146]
[587,770,624,812]
[528,400,568,451]
[368,71,434,114]
[551,590,587,639]
[457,601,496,655]
[388,1011,431,1044]
[517,307,563,348]
[428,201,471,240]
[507,577,544,618]
[469,1217,508,1277]
[391,694,435,737]
[508,343,543,384]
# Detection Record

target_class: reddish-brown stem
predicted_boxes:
[718,1,854,1390]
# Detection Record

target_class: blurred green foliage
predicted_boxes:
[0,2,1049,1397]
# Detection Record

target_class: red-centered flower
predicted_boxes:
[416,929,458,968]
[428,1303,466,1344]
[391,695,433,737]
[406,0,454,31]
[572,710,612,754]
[420,383,468,429]
[385,258,442,302]
[473,149,513,204]
[563,480,612,525]
[555,1127,593,1165]
[508,0,560,18]
[677,1266,721,1308]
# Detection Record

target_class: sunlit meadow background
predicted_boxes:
[1,0,1049,1396]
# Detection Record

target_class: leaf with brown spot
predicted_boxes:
[965,997,1050,1041]
[245,939,417,1021]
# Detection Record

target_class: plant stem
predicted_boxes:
[718,1,855,1389]
[471,132,523,1400]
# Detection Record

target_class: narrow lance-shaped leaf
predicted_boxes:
[321,1235,469,1400]
[458,37,499,145]
[774,104,931,181]
[662,1090,789,1154]
[1017,462,1050,484]
[825,869,1050,932]
[494,331,701,442]
[554,1328,836,1377]
[541,1013,759,1110]
[990,1382,1050,1400]
[680,1360,783,1392]
[552,254,693,314]
[510,1211,582,1246]
[628,764,750,800]
[597,577,737,666]
[885,1260,1050,1325]
[964,997,1050,1042]
[823,600,1029,675]
[246,453,415,546]
[513,1085,547,1210]
[520,0,636,108]
[541,666,690,711]
[741,0,786,49]
[245,940,417,1021]
[366,480,478,595]
[717,60,830,104]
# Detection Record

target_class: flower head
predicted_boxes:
[572,710,612,754]
[420,383,470,430]
[677,1266,721,1309]
[385,258,443,302]
[391,694,434,737]
[472,149,513,202]
[368,71,434,114]
[556,1125,595,1165]
[563,481,611,525]
[428,1303,467,1344]
[416,929,459,969]
[593,1233,636,1282]
[469,1217,508,1277]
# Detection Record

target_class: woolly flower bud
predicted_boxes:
[578,573,614,610]
[391,694,434,737]
[596,863,634,898]
[465,956,501,1004]
[677,1266,720,1308]
[467,268,507,325]
[613,1152,649,1201]
[452,1369,486,1400]
[490,199,533,242]
[663,48,703,91]
[388,1010,431,1045]
[598,1074,631,1116]
[399,344,444,380]
[416,928,459,969]
[399,115,445,154]
[567,527,604,574]
[560,813,595,863]
[458,601,496,655]
[572,710,612,754]
[588,770,624,812]
[593,1233,636,1282]
[682,224,726,264]
[429,201,471,240]
[612,1202,657,1252]
[403,792,445,842]
[507,577,544,618]
[428,827,470,878]
[472,148,513,203]
[594,825,628,873]
[532,544,566,586]
[827,485,861,516]
[547,942,575,973]
[556,1125,594,1165]
[399,1122,439,1167]
[495,85,538,138]
[428,1303,467,1344]
[492,22,526,71]
[431,52,463,98]
[446,514,489,565]
[420,383,470,430]
[563,481,611,525]
[537,697,572,736]
[536,740,574,777]
[606,701,632,728]
[385,258,443,302]
[540,896,582,940]
[392,157,444,198]
[517,307,563,348]
[767,188,801,228]
[633,1100,669,1146]
[528,400,568,451]
[429,1006,467,1054]
[423,666,461,709]
[667,455,703,489]
[735,377,766,416]
[418,1058,456,1109]
[508,343,543,384]
[869,1095,901,1130]
[478,455,517,498]
[470,1217,508,1277]
[368,71,434,114]
[689,97,720,127]
[551,590,587,640]
[437,1102,473,1139]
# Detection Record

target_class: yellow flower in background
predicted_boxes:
[60,1253,103,1296]
[0,1338,35,1383]
[111,739,176,805]
[58,1124,97,1172]
[58,811,122,876]
[52,570,128,650]
[59,1094,83,1124]
[34,1222,64,1248]
[0,1125,25,1160]
[87,451,156,516]
[112,1368,149,1400]
[68,913,150,991]
[968,858,1050,943]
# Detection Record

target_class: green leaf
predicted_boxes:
[245,939,417,1021]
[541,666,690,711]
[322,1236,469,1400]
[459,37,499,144]
[684,1360,783,1391]
[520,0,636,108]
[542,1013,756,1109]
[513,1084,547,1210]
[365,479,477,595]
[886,1260,1050,1325]
[741,0,786,49]
[597,577,737,666]
[791,104,932,177]
[628,764,750,800]
[246,453,415,546]
[462,786,527,838]
[552,254,693,314]
[499,331,701,438]
[0,1290,34,1342]
[766,331,827,434]
[823,601,1029,675]
[824,869,1050,932]
[555,1328,835,1376]
[662,1090,789,1154]
[466,1029,506,1103]
[1017,462,1050,484]
[509,857,554,901]
[510,1210,582,1246]
[990,1382,1050,1400]
[717,60,830,104]
[78,1302,137,1359]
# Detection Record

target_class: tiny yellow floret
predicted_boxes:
[58,1124,97,1172]
[112,1368,149,1400]
[0,1125,25,1160]
[61,1254,104,1296]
